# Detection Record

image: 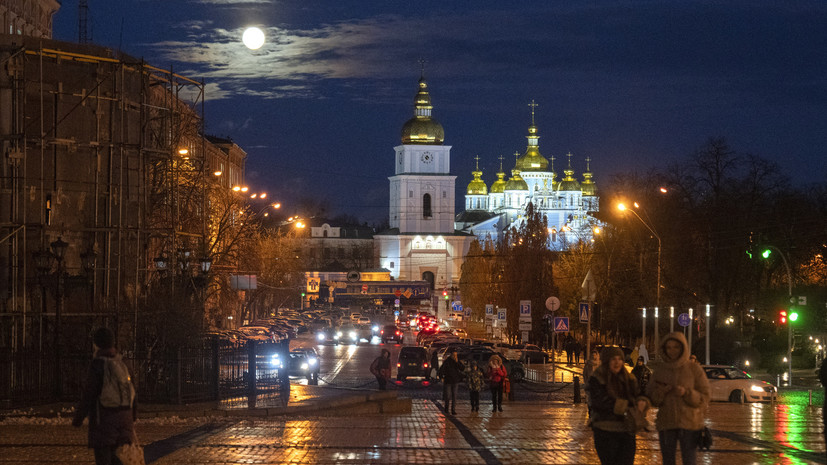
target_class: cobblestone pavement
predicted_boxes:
[1,398,825,464]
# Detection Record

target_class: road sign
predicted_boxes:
[452,300,462,311]
[361,284,368,294]
[554,317,570,332]
[394,299,400,307]
[394,289,402,297]
[545,296,560,312]
[519,322,532,331]
[498,309,506,320]
[521,331,529,342]
[520,300,531,316]
[465,307,472,316]
[579,302,590,323]
[678,312,691,327]
[485,304,494,317]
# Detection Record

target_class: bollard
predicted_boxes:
[574,376,581,404]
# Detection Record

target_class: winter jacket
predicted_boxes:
[370,350,392,379]
[646,332,710,431]
[464,364,485,391]
[72,348,137,448]
[588,365,644,433]
[631,364,652,393]
[438,356,465,384]
[487,364,507,385]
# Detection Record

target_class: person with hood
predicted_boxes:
[464,360,485,412]
[588,346,650,465]
[487,354,507,412]
[638,344,649,364]
[72,327,138,465]
[370,348,392,390]
[437,348,465,414]
[631,356,652,393]
[646,332,710,465]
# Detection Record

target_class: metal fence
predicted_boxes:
[0,338,286,408]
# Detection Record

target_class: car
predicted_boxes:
[315,326,341,345]
[396,346,431,381]
[513,344,550,363]
[238,325,275,342]
[357,316,371,325]
[453,328,468,338]
[702,365,777,403]
[339,324,361,344]
[458,349,525,382]
[350,312,362,323]
[380,325,404,344]
[286,348,320,384]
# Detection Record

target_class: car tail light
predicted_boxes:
[380,330,384,335]
[397,363,401,367]
[424,362,429,368]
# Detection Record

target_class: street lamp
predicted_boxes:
[618,202,662,347]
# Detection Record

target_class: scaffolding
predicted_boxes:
[0,36,208,361]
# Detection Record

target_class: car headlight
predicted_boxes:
[750,385,765,393]
[308,357,317,366]
[336,331,342,337]
[300,362,309,370]
[350,331,357,340]
[317,333,325,341]
[271,354,283,368]
[372,325,379,332]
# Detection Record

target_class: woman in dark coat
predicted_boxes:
[588,347,649,465]
[370,348,392,390]
[72,327,138,465]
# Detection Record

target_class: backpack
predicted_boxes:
[98,356,135,408]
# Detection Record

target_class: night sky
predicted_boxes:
[52,1,827,224]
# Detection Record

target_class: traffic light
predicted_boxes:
[443,290,449,300]
[789,310,799,322]
[779,310,787,324]
[761,249,772,259]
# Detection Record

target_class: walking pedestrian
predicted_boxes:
[370,349,392,390]
[574,339,583,364]
[430,349,440,379]
[487,354,507,412]
[438,348,465,414]
[464,360,485,412]
[565,336,574,365]
[72,327,139,465]
[588,346,650,465]
[647,332,710,465]
[584,349,601,417]
[631,356,652,394]
[638,343,649,365]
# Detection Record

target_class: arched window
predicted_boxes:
[422,271,435,289]
[423,193,432,218]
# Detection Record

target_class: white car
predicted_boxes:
[453,329,468,338]
[350,312,362,323]
[702,365,777,403]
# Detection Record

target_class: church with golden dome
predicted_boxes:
[455,102,601,250]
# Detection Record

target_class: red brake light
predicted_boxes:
[397,363,401,367]
[424,362,429,368]
[380,330,384,334]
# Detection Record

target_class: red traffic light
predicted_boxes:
[779,310,787,324]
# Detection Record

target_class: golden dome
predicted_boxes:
[467,170,487,195]
[516,102,549,172]
[401,77,444,145]
[504,169,528,191]
[490,171,507,193]
[558,153,581,191]
[581,156,597,196]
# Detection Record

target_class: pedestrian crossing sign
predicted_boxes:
[554,317,569,333]
[579,302,590,323]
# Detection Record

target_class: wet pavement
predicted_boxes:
[1,396,824,464]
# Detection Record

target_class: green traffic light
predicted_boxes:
[789,312,799,322]
[761,249,771,259]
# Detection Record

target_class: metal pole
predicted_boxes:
[654,307,659,356]
[642,307,646,348]
[788,323,792,387]
[705,304,711,365]
[687,307,693,356]
[587,300,591,369]
[670,306,674,333]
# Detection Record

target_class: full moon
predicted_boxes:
[242,27,265,50]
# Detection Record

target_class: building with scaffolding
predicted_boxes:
[0,18,246,403]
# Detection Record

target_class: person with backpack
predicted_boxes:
[72,327,138,465]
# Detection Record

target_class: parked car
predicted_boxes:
[702,365,777,403]
[238,325,275,342]
[458,348,525,382]
[380,325,404,344]
[396,346,431,381]
[513,344,549,363]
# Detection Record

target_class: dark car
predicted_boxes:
[287,348,320,384]
[380,325,404,344]
[396,346,431,381]
[315,326,341,345]
[458,348,525,382]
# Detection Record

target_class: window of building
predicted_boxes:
[423,193,432,217]
[390,261,394,269]
[409,190,413,198]
[442,191,446,198]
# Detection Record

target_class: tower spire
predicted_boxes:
[474,155,481,171]
[498,154,504,172]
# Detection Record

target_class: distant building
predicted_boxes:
[455,106,601,249]
[1,0,59,38]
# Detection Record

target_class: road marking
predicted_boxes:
[144,422,229,463]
